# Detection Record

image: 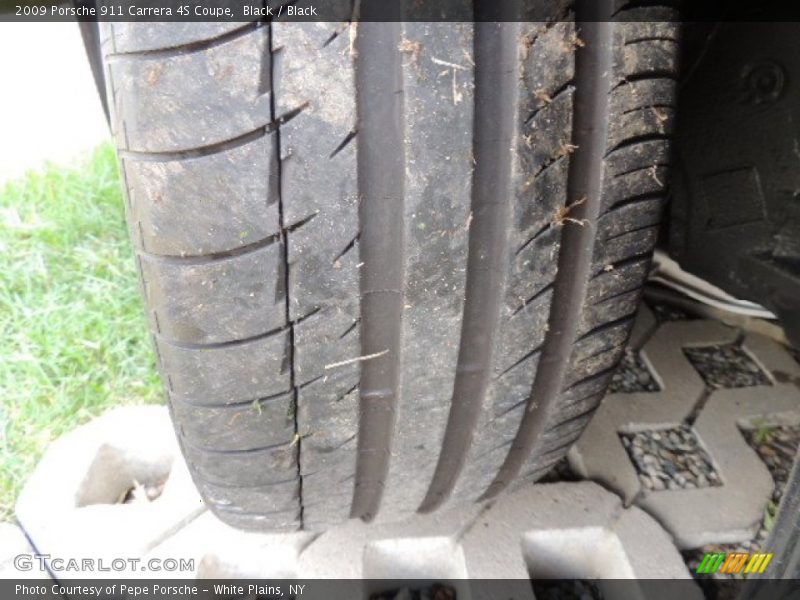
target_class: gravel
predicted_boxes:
[741,425,800,518]
[684,343,771,390]
[540,457,580,483]
[648,301,696,323]
[537,299,797,591]
[683,425,800,581]
[608,349,660,394]
[621,426,722,491]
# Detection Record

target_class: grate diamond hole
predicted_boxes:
[609,349,660,393]
[684,342,771,389]
[620,426,722,491]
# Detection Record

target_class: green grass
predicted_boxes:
[0,144,163,520]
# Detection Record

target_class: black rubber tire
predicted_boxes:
[100,4,678,532]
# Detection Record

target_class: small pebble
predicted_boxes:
[620,425,721,492]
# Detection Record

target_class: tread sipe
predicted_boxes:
[101,1,678,531]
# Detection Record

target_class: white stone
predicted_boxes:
[15,406,205,578]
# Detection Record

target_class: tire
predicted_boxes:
[99,4,678,532]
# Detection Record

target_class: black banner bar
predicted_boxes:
[3,0,800,22]
[3,579,800,600]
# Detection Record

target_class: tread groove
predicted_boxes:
[611,2,677,17]
[603,190,666,214]
[267,21,304,529]
[350,20,406,522]
[621,103,676,116]
[336,383,360,403]
[512,282,554,317]
[550,403,601,431]
[156,326,283,351]
[613,162,670,180]
[339,318,360,340]
[564,362,621,394]
[203,474,298,491]
[495,346,543,381]
[170,387,290,410]
[592,282,645,308]
[525,81,575,125]
[593,251,653,276]
[515,220,552,257]
[612,71,678,92]
[605,132,671,158]
[139,232,280,264]
[181,432,292,456]
[480,3,615,501]
[575,312,637,345]
[105,12,677,530]
[418,21,519,514]
[603,222,658,243]
[329,129,358,159]
[138,211,317,264]
[106,22,264,60]
[155,307,319,351]
[118,126,269,162]
[332,233,360,264]
[624,36,679,46]
[580,339,627,364]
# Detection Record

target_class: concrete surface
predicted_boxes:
[0,523,34,577]
[13,306,797,584]
[15,406,204,577]
[569,316,738,506]
[0,22,109,184]
[570,311,800,548]
[13,407,697,594]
